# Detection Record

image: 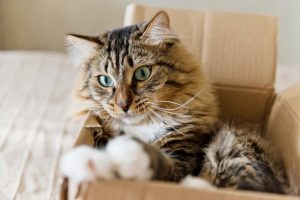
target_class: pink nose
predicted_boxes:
[117,99,131,112]
[116,88,132,113]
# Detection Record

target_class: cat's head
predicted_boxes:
[66,11,217,125]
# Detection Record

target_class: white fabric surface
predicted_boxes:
[0,51,299,200]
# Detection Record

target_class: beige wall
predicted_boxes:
[0,0,300,66]
[0,0,126,51]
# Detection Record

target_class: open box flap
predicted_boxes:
[74,113,101,147]
[124,4,277,89]
[277,83,300,116]
[214,85,275,124]
[266,83,300,193]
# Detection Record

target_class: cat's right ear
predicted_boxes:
[65,34,102,67]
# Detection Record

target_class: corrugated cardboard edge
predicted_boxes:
[79,180,300,200]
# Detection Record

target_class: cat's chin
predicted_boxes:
[120,113,146,125]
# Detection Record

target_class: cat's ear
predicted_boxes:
[65,34,102,66]
[142,11,178,45]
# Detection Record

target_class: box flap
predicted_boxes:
[278,83,300,118]
[74,113,101,147]
[215,85,274,123]
[266,83,300,193]
[84,114,102,128]
[202,11,277,89]
[124,4,277,89]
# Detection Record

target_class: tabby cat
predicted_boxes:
[61,11,291,194]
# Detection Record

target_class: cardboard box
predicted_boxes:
[60,4,300,200]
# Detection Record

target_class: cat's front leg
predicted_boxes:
[61,132,210,183]
[60,135,153,182]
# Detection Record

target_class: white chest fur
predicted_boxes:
[121,122,166,142]
[111,119,170,142]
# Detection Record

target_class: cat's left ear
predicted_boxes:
[142,11,178,45]
[65,34,102,67]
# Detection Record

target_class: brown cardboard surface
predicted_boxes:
[266,83,300,192]
[214,85,274,124]
[73,114,100,147]
[202,11,277,89]
[79,180,299,200]
[279,83,300,116]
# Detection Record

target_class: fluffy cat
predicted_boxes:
[60,11,291,194]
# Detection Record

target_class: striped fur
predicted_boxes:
[65,11,291,194]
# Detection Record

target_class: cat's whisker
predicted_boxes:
[152,89,204,111]
[146,107,167,128]
[177,89,204,108]
[144,100,188,120]
[145,107,157,125]
[141,104,147,117]
[136,101,148,114]
[148,102,188,112]
[149,104,190,118]
[136,103,141,113]
[148,108,185,136]
[148,109,185,136]
[150,101,189,110]
[142,103,154,125]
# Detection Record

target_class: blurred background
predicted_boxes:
[0,0,300,67]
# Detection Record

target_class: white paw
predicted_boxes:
[106,135,152,180]
[60,136,152,183]
[180,175,215,190]
[60,146,114,182]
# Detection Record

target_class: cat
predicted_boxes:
[60,11,291,194]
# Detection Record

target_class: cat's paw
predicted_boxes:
[60,136,152,183]
[60,146,114,182]
[106,135,153,180]
[180,175,215,190]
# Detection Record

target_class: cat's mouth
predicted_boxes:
[105,103,149,125]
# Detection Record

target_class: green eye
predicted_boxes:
[98,75,113,87]
[134,66,151,81]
